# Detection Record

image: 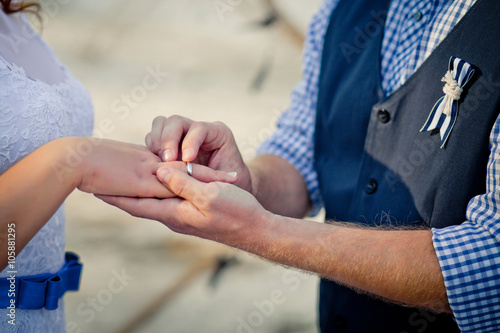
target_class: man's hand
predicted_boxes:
[97,166,270,245]
[97,165,451,314]
[145,116,253,194]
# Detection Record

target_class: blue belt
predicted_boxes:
[0,252,82,310]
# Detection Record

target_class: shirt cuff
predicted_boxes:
[432,222,500,332]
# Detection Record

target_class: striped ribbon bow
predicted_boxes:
[420,56,475,148]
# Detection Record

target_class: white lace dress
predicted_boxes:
[0,12,94,333]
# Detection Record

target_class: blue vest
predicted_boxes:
[314,0,500,331]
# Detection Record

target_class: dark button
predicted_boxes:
[414,10,423,22]
[333,315,347,331]
[377,109,390,123]
[365,179,378,194]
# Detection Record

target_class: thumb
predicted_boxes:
[157,167,201,201]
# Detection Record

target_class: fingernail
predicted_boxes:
[162,149,174,161]
[182,148,193,161]
[157,167,171,181]
[227,172,237,179]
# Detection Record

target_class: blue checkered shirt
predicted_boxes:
[258,0,500,331]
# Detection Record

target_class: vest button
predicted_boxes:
[332,315,347,331]
[365,179,378,194]
[377,109,390,123]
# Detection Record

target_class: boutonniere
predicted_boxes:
[420,56,475,148]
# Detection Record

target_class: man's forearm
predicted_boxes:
[248,155,311,218]
[244,156,449,312]
[100,160,452,314]
[238,214,451,313]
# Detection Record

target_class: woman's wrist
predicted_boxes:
[48,136,89,190]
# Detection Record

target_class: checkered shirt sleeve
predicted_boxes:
[433,116,500,332]
[257,0,339,216]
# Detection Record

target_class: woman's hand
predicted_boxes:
[73,138,171,197]
[55,137,238,198]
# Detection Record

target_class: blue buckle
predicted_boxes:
[0,252,82,310]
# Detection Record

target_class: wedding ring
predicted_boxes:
[186,162,193,176]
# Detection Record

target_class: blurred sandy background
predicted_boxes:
[39,0,322,332]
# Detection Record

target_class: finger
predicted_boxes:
[185,163,238,184]
[157,167,205,202]
[159,116,194,162]
[145,132,153,151]
[180,122,210,162]
[140,178,177,199]
[181,121,228,162]
[95,195,187,226]
[147,116,167,154]
[156,161,237,184]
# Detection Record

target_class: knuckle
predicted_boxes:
[190,121,207,132]
[189,121,203,129]
[214,121,229,132]
[214,122,234,142]
[190,121,202,128]
[152,115,167,125]
[167,114,182,122]
[194,183,222,210]
[167,114,189,124]
[195,193,211,210]
[204,182,223,202]
[172,174,188,197]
